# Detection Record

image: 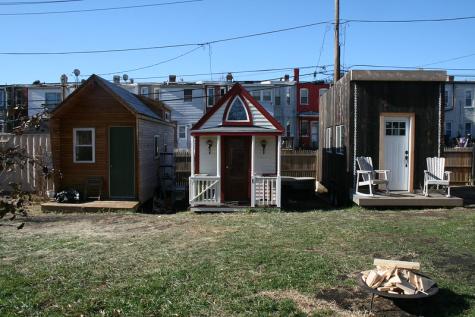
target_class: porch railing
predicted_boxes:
[252,176,281,207]
[189,176,220,206]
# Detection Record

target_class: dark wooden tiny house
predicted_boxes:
[49,75,174,202]
[318,70,450,205]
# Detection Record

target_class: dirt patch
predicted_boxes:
[259,289,367,316]
[433,252,475,284]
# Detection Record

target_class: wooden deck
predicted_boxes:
[41,200,140,213]
[353,191,463,207]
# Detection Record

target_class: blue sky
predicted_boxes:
[1,0,475,84]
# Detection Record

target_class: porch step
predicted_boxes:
[191,205,250,212]
[353,192,463,207]
[41,200,140,213]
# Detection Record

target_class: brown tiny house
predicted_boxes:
[318,70,462,207]
[49,75,175,202]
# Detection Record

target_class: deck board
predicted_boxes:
[41,201,140,213]
[353,191,463,207]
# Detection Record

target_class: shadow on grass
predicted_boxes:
[392,288,474,317]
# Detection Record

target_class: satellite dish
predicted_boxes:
[123,74,129,82]
[73,69,80,77]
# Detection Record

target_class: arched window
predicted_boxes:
[226,97,249,121]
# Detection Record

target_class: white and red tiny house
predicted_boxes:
[189,83,284,210]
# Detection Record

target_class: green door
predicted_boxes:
[109,127,135,198]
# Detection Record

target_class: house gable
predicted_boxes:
[192,83,283,132]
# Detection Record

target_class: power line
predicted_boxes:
[344,15,475,24]
[422,52,475,67]
[0,20,331,55]
[0,0,202,16]
[0,0,82,5]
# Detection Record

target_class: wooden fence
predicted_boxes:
[444,147,474,185]
[173,149,319,188]
[0,133,54,194]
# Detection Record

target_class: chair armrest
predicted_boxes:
[357,170,372,174]
[374,170,390,173]
[445,171,452,181]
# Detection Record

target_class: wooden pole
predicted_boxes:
[334,0,341,82]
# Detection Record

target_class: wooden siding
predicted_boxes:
[319,76,443,204]
[137,118,175,202]
[50,84,137,199]
[444,147,474,185]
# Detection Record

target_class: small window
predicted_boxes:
[286,88,291,105]
[250,89,260,101]
[445,122,452,137]
[184,89,193,102]
[45,92,61,109]
[286,122,291,137]
[465,122,472,136]
[325,127,332,153]
[163,134,168,153]
[263,90,272,102]
[220,87,227,96]
[300,88,309,105]
[140,87,149,96]
[385,121,406,136]
[226,97,249,121]
[0,89,5,109]
[300,120,309,136]
[207,87,215,107]
[444,89,449,108]
[274,90,281,106]
[153,88,160,101]
[154,135,160,159]
[178,125,187,139]
[165,111,170,121]
[335,125,344,154]
[465,90,473,107]
[73,128,95,163]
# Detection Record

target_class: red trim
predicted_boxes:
[222,96,253,127]
[220,137,225,202]
[194,136,200,174]
[192,83,284,133]
[191,131,282,136]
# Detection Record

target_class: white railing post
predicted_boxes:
[216,135,221,204]
[277,135,282,208]
[251,136,256,207]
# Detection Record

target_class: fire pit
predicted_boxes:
[357,259,439,312]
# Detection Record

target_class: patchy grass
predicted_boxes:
[0,206,474,316]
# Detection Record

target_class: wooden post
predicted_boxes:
[216,135,221,203]
[190,135,195,206]
[251,135,256,207]
[334,0,340,82]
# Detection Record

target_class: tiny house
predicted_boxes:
[189,83,284,211]
[318,70,462,206]
[49,75,175,202]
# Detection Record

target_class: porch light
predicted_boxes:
[260,139,267,154]
[207,139,213,154]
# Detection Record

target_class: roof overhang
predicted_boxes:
[349,70,448,82]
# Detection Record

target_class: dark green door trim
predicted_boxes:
[109,126,135,199]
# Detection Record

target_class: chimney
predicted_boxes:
[284,74,290,82]
[447,75,454,82]
[113,75,120,84]
[226,72,233,82]
[169,74,177,83]
[293,68,300,82]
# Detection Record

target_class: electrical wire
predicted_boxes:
[344,16,475,24]
[421,52,475,67]
[0,0,202,16]
[0,0,82,5]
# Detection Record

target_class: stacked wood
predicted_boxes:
[361,259,436,295]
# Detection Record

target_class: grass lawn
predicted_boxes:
[1,205,474,316]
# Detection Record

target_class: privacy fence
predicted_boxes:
[0,133,54,194]
[444,147,475,186]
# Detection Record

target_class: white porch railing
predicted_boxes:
[189,176,221,206]
[252,176,281,207]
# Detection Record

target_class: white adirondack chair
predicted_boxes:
[356,156,390,196]
[423,157,452,197]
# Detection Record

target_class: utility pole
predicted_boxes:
[334,0,341,82]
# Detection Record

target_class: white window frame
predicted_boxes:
[207,87,215,107]
[225,96,250,122]
[300,88,309,105]
[465,90,473,108]
[178,125,187,140]
[262,90,272,102]
[154,135,160,159]
[335,125,344,155]
[325,127,332,153]
[140,86,149,96]
[73,128,95,163]
[153,88,160,101]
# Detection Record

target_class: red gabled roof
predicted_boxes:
[191,83,284,132]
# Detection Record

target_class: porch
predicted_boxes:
[352,191,463,207]
[41,200,140,213]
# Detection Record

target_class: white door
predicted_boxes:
[311,122,319,148]
[383,117,410,191]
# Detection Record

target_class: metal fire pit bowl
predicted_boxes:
[357,272,439,311]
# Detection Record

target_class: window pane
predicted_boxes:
[75,146,93,161]
[227,98,248,121]
[263,90,271,101]
[76,130,92,145]
[386,129,392,136]
[275,95,281,105]
[184,89,193,102]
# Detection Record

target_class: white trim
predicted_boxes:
[190,136,195,177]
[73,128,95,163]
[153,87,160,101]
[335,125,344,155]
[178,125,187,140]
[225,96,250,122]
[140,86,149,96]
[325,127,332,153]
[251,135,256,207]
[464,89,473,108]
[300,88,309,105]
[207,87,215,107]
